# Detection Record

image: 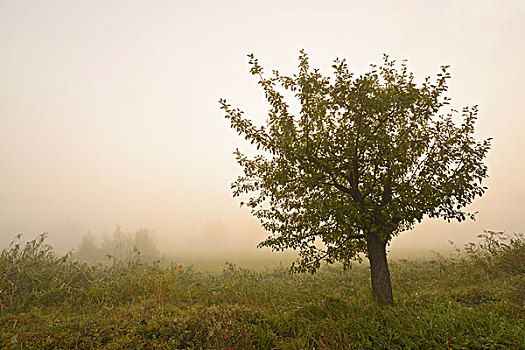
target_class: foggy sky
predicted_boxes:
[1,0,524,254]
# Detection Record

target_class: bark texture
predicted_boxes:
[366,232,394,305]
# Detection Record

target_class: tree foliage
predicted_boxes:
[220,51,491,274]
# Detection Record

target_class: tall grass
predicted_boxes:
[0,232,523,349]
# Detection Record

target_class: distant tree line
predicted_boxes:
[73,225,161,263]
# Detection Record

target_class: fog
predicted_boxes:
[1,0,524,258]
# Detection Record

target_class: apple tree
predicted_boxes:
[220,51,491,304]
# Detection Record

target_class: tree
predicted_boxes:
[133,227,160,262]
[73,232,101,261]
[220,51,491,305]
[100,224,132,260]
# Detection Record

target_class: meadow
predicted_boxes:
[0,232,523,349]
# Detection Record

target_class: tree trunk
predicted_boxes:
[366,232,394,305]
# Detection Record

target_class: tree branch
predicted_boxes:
[299,231,365,241]
[358,105,399,159]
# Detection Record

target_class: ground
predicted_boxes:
[0,232,523,349]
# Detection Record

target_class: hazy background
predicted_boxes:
[1,0,524,258]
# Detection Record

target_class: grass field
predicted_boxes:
[0,232,523,349]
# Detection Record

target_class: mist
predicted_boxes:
[1,0,524,260]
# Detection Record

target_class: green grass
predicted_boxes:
[0,232,523,349]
